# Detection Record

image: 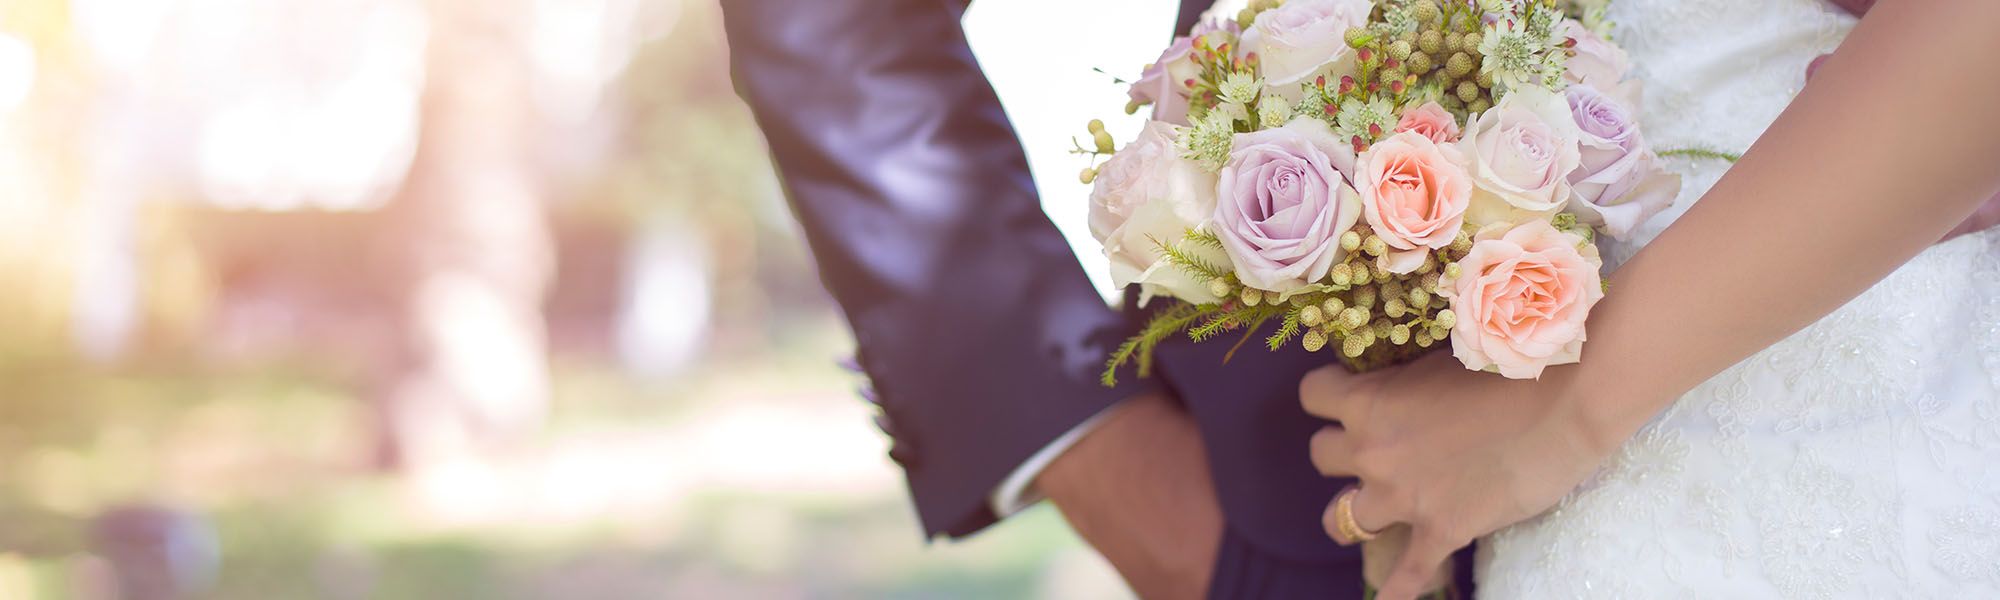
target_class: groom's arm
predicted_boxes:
[719,0,1155,539]
[1040,392,1223,599]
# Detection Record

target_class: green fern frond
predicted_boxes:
[1184,228,1225,249]
[1189,307,1257,342]
[1658,147,1741,162]
[1151,235,1229,282]
[1266,310,1303,351]
[1101,302,1215,386]
[1224,310,1276,363]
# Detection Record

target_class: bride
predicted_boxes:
[1296,0,2000,597]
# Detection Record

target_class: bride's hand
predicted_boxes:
[1299,354,1624,600]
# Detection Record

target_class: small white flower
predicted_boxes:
[1179,110,1238,170]
[1220,72,1262,105]
[1333,97,1396,144]
[1258,100,1294,130]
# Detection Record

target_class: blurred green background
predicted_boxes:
[0,0,1185,597]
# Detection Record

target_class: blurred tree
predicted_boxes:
[597,0,828,359]
[371,0,553,469]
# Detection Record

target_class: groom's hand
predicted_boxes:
[1038,392,1221,600]
[1816,0,2000,240]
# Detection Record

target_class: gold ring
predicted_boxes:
[1335,488,1380,544]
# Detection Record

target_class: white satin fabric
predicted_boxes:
[1475,0,2000,597]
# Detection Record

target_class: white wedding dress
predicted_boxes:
[1474,0,2000,597]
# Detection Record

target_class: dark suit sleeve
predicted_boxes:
[720,0,1152,538]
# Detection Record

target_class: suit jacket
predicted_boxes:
[721,1,1463,596]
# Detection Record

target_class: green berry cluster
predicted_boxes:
[1296,224,1472,371]
[1197,222,1479,374]
[1383,0,1496,121]
[1302,0,1500,153]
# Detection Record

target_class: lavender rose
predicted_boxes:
[1213,118,1363,293]
[1564,84,1680,240]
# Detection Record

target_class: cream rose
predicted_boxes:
[1089,121,1225,304]
[1439,220,1604,379]
[1213,118,1363,293]
[1462,86,1583,226]
[1356,131,1473,274]
[1236,0,1373,100]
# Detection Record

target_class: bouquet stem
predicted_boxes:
[1360,525,1456,600]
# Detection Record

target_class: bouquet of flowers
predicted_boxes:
[1086,0,1678,385]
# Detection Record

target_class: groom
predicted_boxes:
[718,1,1465,597]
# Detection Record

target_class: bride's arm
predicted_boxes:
[1573,0,2000,440]
[1297,1,2000,598]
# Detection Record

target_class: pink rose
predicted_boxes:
[1129,21,1235,126]
[1395,102,1462,144]
[1356,131,1473,274]
[1564,84,1680,240]
[1440,220,1604,379]
[1090,121,1225,304]
[1128,41,1197,125]
[1213,118,1363,293]
[1560,20,1630,89]
[1463,87,1583,225]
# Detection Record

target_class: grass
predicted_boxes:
[0,323,1128,599]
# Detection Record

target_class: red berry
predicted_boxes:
[1368,123,1383,137]
[1316,75,1327,88]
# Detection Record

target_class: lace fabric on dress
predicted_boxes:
[1473,0,2000,597]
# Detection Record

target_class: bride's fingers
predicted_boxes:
[1299,365,1362,424]
[1308,426,1353,476]
[1322,484,1401,545]
[1347,483,1400,534]
[1376,528,1459,600]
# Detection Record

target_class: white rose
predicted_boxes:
[1237,0,1373,101]
[1462,86,1584,225]
[1090,121,1225,305]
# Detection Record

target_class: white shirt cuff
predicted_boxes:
[989,403,1122,517]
